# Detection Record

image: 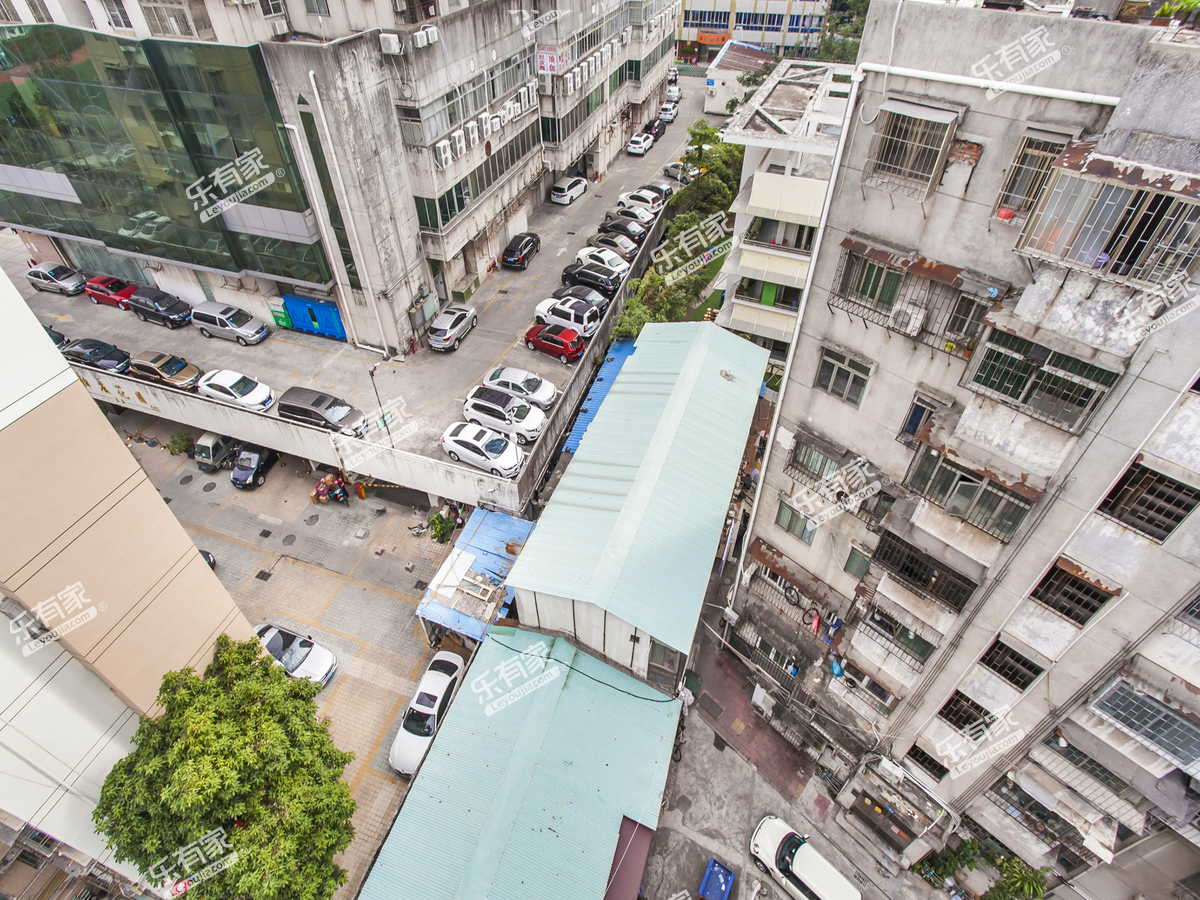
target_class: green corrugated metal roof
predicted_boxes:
[359,629,680,900]
[507,322,769,653]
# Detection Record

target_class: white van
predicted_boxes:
[750,816,862,900]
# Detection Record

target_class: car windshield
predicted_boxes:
[402,707,435,737]
[264,630,312,673]
[429,659,459,676]
[326,402,352,423]
[483,436,509,457]
[521,375,541,392]
[109,279,129,291]
[161,356,186,376]
[47,266,73,279]
[236,451,260,468]
[228,309,253,327]
[627,223,645,234]
[510,403,532,422]
[229,376,257,396]
[777,833,804,875]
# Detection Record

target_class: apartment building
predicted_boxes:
[676,0,825,62]
[724,3,1200,895]
[0,0,677,355]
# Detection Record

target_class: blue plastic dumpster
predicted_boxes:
[282,293,346,341]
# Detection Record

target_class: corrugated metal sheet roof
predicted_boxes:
[358,629,680,900]
[417,509,535,641]
[507,323,769,653]
[562,339,637,453]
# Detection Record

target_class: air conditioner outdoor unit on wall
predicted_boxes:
[425,24,439,42]
[466,120,479,146]
[451,129,466,156]
[602,46,610,66]
[538,73,553,94]
[413,30,428,48]
[481,115,493,136]
[272,18,289,35]
[564,72,575,94]
[434,140,452,168]
[379,32,400,53]
[891,305,927,337]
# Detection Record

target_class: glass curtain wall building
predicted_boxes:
[0,25,332,288]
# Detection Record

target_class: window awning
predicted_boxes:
[878,99,960,125]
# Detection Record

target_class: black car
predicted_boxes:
[551,284,611,313]
[561,263,620,299]
[230,445,279,489]
[643,118,665,140]
[44,324,68,347]
[598,218,647,244]
[129,288,192,328]
[502,232,541,269]
[61,339,130,373]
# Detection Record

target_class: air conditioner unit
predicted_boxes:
[466,120,479,146]
[272,18,289,35]
[538,73,553,95]
[528,79,539,99]
[520,86,531,108]
[379,32,400,53]
[611,39,620,55]
[434,140,452,168]
[481,114,493,137]
[412,30,428,48]
[588,57,596,78]
[624,26,632,42]
[425,25,439,42]
[564,72,575,94]
[570,67,581,85]
[602,46,610,66]
[891,305,926,337]
[497,107,509,126]
[450,129,466,156]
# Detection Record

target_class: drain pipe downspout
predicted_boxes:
[859,62,1121,106]
[309,69,391,356]
[282,122,365,352]
[727,67,863,618]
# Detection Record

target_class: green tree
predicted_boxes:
[981,857,1051,900]
[737,60,777,89]
[93,635,356,900]
[613,270,714,339]
[670,120,744,218]
[816,33,860,62]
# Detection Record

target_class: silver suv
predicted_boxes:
[427,304,478,351]
[462,386,546,445]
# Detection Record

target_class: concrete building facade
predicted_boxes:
[675,0,826,63]
[724,4,1200,897]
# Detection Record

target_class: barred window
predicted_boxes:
[1030,565,1115,626]
[103,0,133,26]
[898,395,936,445]
[994,136,1067,224]
[907,444,1032,541]
[1091,677,1200,769]
[873,530,978,612]
[938,690,996,738]
[863,104,957,202]
[259,0,284,13]
[839,254,902,312]
[864,606,936,662]
[776,500,816,544]
[845,547,871,579]
[27,0,51,21]
[1018,170,1200,290]
[815,348,870,407]
[968,329,1118,432]
[0,0,18,21]
[140,1,194,34]
[979,639,1043,690]
[790,442,839,481]
[1098,463,1200,542]
[906,745,949,780]
[1040,735,1129,792]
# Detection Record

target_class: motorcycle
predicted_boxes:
[311,473,350,505]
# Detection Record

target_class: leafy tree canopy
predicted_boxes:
[93,635,356,900]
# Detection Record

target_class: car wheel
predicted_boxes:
[119,302,128,311]
[490,468,503,476]
[90,295,99,304]
[255,474,265,486]
[471,317,478,330]
[453,338,461,350]
[516,434,528,445]
[200,328,212,338]
[448,450,460,462]
[753,858,769,874]
[535,316,545,325]
[136,312,147,321]
[522,260,528,270]
[236,336,248,346]
[559,354,569,364]
[526,340,537,351]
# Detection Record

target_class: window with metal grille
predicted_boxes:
[938,690,996,737]
[862,605,936,666]
[906,745,949,780]
[967,329,1119,432]
[14,848,44,869]
[1098,463,1200,542]
[103,0,133,26]
[986,780,1096,871]
[1018,170,1200,290]
[979,639,1043,690]
[25,829,56,850]
[26,0,51,21]
[1091,677,1200,770]
[1040,735,1129,792]
[140,1,194,34]
[839,254,903,312]
[1029,565,1114,626]
[898,395,936,445]
[789,442,840,483]
[0,0,20,20]
[815,348,870,406]
[845,547,872,579]
[776,500,816,544]
[994,136,1067,224]
[873,531,978,612]
[863,110,955,201]
[907,444,1032,541]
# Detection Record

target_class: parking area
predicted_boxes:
[6,76,720,474]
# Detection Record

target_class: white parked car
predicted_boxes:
[750,816,862,900]
[483,365,558,409]
[550,176,587,205]
[659,103,677,122]
[617,190,663,215]
[463,386,547,445]
[196,369,275,411]
[575,246,630,276]
[388,651,463,778]
[535,297,603,337]
[441,422,525,478]
[626,133,654,155]
[255,624,337,688]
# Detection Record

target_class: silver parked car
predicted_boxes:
[255,623,338,688]
[27,262,86,294]
[427,304,478,351]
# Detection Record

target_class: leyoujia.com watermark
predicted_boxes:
[781,457,891,528]
[148,827,240,896]
[470,640,561,716]
[186,148,284,224]
[8,583,105,657]
[1113,269,1199,341]
[933,703,1025,779]
[652,212,733,285]
[333,393,432,472]
[970,26,1069,101]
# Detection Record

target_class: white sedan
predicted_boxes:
[388,651,464,778]
[484,365,558,409]
[255,624,337,688]
[617,190,663,215]
[575,246,630,276]
[441,422,525,478]
[627,133,653,155]
[196,369,275,411]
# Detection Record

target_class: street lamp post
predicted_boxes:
[368,363,394,449]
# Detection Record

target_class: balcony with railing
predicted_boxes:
[743,217,816,255]
[871,530,979,613]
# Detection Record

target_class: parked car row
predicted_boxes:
[627,90,681,156]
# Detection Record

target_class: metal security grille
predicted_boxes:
[1169,596,1200,649]
[979,639,1043,690]
[858,605,935,670]
[872,531,978,612]
[829,249,991,360]
[1092,678,1200,770]
[968,329,1118,432]
[993,137,1066,224]
[1040,735,1129,792]
[937,690,996,737]
[1030,566,1113,626]
[907,444,1032,542]
[905,745,949,780]
[863,112,954,201]
[984,782,1097,871]
[103,0,133,26]
[26,0,51,21]
[1098,463,1200,542]
[0,0,18,21]
[786,441,840,489]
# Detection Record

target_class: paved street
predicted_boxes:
[114,406,454,900]
[6,76,720,462]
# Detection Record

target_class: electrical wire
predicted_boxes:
[488,637,679,703]
[858,0,904,127]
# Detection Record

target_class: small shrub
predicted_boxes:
[428,511,455,542]
[166,432,193,456]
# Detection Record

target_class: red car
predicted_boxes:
[525,324,585,364]
[84,276,137,310]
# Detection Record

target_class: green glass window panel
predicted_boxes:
[300,109,357,288]
[761,282,777,306]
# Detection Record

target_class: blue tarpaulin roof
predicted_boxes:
[562,339,637,453]
[416,508,535,641]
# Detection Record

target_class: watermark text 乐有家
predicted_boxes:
[186,148,284,224]
[781,457,890,529]
[970,27,1069,101]
[470,641,561,716]
[149,827,240,896]
[9,582,105,657]
[934,704,1026,779]
[653,212,733,285]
